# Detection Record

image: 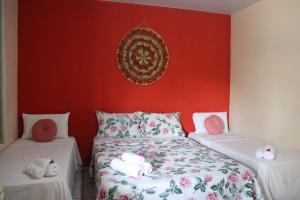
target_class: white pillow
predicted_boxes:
[192,112,229,134]
[22,113,70,139]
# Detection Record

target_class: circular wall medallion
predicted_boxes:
[117,27,168,85]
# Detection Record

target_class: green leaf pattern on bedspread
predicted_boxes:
[91,137,263,200]
[139,112,184,137]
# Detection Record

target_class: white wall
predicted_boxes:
[0,0,18,151]
[230,0,300,150]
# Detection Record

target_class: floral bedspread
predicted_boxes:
[91,137,263,200]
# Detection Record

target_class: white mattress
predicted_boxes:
[0,137,82,200]
[188,133,300,200]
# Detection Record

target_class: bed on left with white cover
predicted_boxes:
[0,137,82,200]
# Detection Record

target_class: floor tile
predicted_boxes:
[72,167,95,200]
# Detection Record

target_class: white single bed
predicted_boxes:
[0,137,82,200]
[188,133,300,200]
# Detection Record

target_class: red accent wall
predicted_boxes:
[18,0,230,164]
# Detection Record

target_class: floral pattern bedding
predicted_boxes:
[91,137,263,200]
[138,112,184,138]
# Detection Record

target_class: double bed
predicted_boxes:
[90,136,263,200]
[0,137,82,200]
[188,133,300,200]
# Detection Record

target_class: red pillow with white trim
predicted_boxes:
[204,115,224,135]
[32,119,57,142]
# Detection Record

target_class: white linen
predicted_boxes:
[0,137,82,200]
[121,152,145,164]
[189,132,300,200]
[256,147,264,159]
[22,113,70,139]
[110,158,144,178]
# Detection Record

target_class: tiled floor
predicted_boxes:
[72,167,96,200]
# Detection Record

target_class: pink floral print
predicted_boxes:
[180,177,192,188]
[190,169,200,173]
[235,194,243,200]
[242,170,253,181]
[206,192,217,200]
[96,111,140,137]
[99,171,110,176]
[121,125,127,131]
[98,119,104,126]
[119,195,130,200]
[165,166,175,170]
[204,175,213,183]
[163,174,174,179]
[228,173,239,184]
[162,128,169,134]
[138,112,184,137]
[99,189,106,199]
[166,114,173,119]
[111,126,117,132]
[133,114,139,120]
[139,124,146,130]
[92,137,263,200]
[149,121,156,127]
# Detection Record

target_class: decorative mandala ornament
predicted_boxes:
[117,27,169,85]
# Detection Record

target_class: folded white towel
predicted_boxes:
[111,158,144,178]
[35,158,52,172]
[45,163,61,177]
[122,152,145,165]
[141,162,153,175]
[24,163,45,179]
[256,148,264,159]
[256,145,276,160]
[264,145,275,160]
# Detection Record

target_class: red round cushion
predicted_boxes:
[32,119,57,142]
[204,115,224,135]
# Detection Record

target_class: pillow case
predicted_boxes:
[192,112,228,134]
[139,112,184,137]
[22,113,70,139]
[32,119,57,142]
[96,111,140,138]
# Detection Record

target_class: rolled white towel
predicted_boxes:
[110,158,144,178]
[122,152,145,165]
[45,163,61,177]
[264,145,275,160]
[24,163,45,179]
[34,158,52,172]
[141,162,153,175]
[256,148,264,159]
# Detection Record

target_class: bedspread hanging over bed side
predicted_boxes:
[91,136,263,200]
[188,133,300,200]
[0,137,82,200]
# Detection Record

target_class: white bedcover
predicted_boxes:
[189,133,300,200]
[0,137,82,200]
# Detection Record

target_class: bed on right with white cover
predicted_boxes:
[190,112,300,200]
[188,132,300,200]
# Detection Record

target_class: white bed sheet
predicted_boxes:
[0,137,82,200]
[188,133,300,200]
